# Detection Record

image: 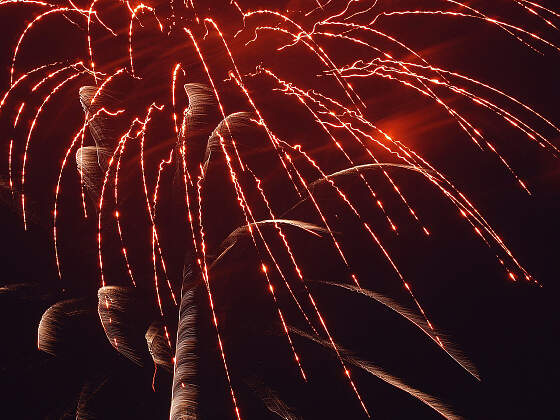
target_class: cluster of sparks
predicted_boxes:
[1,0,559,417]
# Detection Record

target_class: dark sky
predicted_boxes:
[1,1,559,419]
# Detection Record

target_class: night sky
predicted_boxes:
[1,1,559,419]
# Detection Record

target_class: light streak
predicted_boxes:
[22,72,82,230]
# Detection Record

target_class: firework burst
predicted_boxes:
[1,0,559,418]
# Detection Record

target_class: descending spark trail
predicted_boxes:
[237,69,470,354]
[138,105,177,308]
[2,0,559,418]
[194,161,242,420]
[22,72,83,230]
[54,68,125,278]
[113,145,136,286]
[8,101,25,192]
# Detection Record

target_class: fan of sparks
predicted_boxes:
[1,0,559,418]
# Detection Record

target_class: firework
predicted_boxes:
[98,285,151,366]
[37,298,95,356]
[1,0,559,418]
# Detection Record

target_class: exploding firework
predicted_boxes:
[1,0,559,418]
